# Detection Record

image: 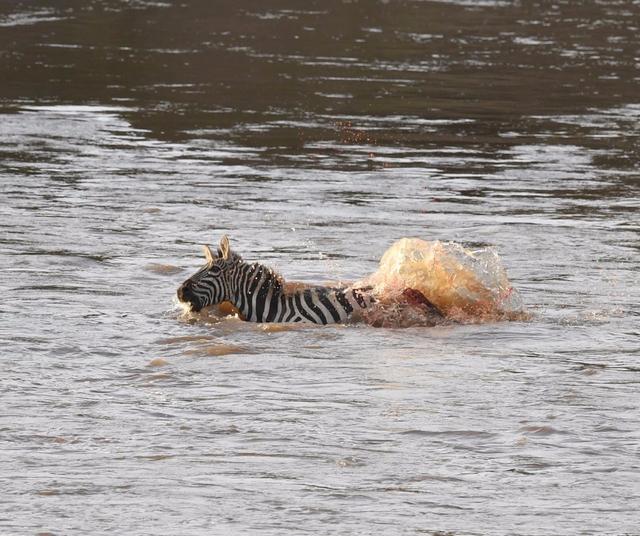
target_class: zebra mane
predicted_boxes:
[226,251,243,263]
[243,259,286,290]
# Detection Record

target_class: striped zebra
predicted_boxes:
[177,236,376,324]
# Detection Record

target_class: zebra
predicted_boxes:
[177,236,377,324]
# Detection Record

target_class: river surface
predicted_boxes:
[1,1,639,534]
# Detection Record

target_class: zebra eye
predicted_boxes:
[210,266,222,275]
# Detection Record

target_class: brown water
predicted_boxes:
[1,1,639,534]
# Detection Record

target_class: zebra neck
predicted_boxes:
[230,262,285,322]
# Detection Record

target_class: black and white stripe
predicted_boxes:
[177,236,374,324]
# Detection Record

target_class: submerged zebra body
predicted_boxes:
[177,236,375,324]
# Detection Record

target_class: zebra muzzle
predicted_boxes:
[177,281,202,312]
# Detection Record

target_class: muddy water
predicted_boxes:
[1,1,639,534]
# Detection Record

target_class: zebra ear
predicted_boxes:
[218,235,230,260]
[203,244,216,264]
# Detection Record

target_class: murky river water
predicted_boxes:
[1,1,639,534]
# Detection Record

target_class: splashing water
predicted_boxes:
[359,238,527,326]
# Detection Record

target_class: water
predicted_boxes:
[1,1,639,534]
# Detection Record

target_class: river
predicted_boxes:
[1,1,639,534]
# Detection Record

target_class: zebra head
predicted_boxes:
[177,235,239,312]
